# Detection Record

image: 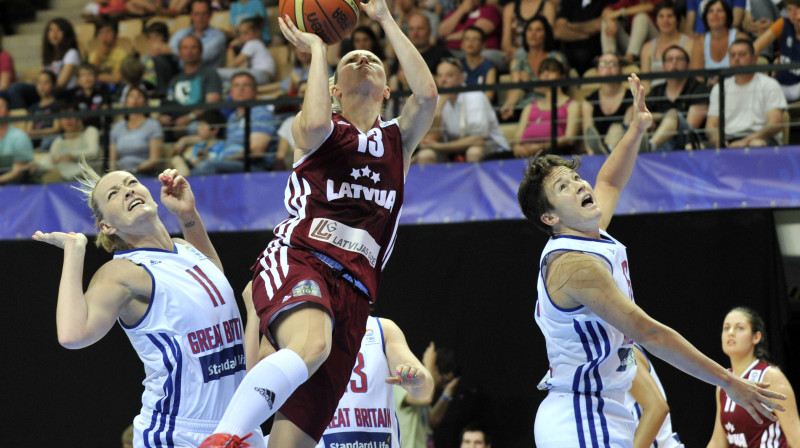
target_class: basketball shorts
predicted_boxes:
[132,413,266,448]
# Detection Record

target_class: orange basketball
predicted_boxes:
[279,0,360,45]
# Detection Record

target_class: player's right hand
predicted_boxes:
[32,231,88,250]
[724,376,786,424]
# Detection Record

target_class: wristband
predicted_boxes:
[441,393,452,402]
[188,112,197,120]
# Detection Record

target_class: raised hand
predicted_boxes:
[32,231,88,250]
[159,169,196,218]
[724,376,786,424]
[628,74,653,132]
[386,363,429,387]
[278,15,324,53]
[359,0,392,22]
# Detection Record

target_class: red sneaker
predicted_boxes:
[198,433,253,448]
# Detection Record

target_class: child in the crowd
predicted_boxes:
[168,109,227,177]
[141,22,179,99]
[27,71,61,152]
[87,17,129,86]
[115,55,152,106]
[220,17,275,88]
[230,0,272,43]
[68,63,110,130]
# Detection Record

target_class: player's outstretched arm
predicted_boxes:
[630,347,669,448]
[363,0,438,167]
[32,231,149,349]
[159,169,223,271]
[381,318,435,405]
[595,74,653,231]
[549,252,786,424]
[279,15,332,153]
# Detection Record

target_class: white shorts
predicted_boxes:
[534,390,635,448]
[133,413,266,448]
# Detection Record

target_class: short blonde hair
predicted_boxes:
[72,159,128,253]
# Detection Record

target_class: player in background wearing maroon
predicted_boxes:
[198,0,438,446]
[707,307,800,448]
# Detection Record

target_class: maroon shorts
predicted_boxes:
[251,246,371,442]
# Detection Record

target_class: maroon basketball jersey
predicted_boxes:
[719,360,787,448]
[270,114,405,302]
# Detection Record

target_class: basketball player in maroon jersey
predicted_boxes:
[198,0,438,446]
[707,307,800,448]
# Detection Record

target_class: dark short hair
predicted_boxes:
[462,25,486,42]
[145,22,170,41]
[437,57,464,73]
[39,69,57,84]
[436,347,460,377]
[661,44,690,62]
[231,71,257,87]
[179,34,203,52]
[730,38,755,56]
[538,57,566,77]
[460,425,492,445]
[190,0,212,11]
[518,154,581,235]
[240,16,264,32]
[522,16,555,53]
[94,16,118,37]
[702,0,733,31]
[79,62,98,75]
[654,1,679,20]
[197,109,226,128]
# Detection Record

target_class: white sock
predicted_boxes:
[214,349,309,436]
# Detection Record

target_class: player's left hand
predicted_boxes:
[386,363,427,386]
[159,169,196,218]
[278,15,324,53]
[359,0,391,23]
[628,74,653,132]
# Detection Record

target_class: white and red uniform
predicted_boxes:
[719,360,787,448]
[251,114,406,442]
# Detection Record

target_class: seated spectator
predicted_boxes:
[169,109,227,177]
[742,0,781,57]
[258,48,319,99]
[141,22,180,99]
[685,0,744,35]
[83,0,126,19]
[88,17,130,86]
[230,0,272,43]
[26,71,61,152]
[0,97,33,185]
[221,17,276,88]
[0,35,16,90]
[553,0,612,74]
[194,72,276,174]
[110,86,165,173]
[417,58,510,164]
[68,63,111,130]
[460,26,497,102]
[0,18,80,109]
[582,53,635,153]
[394,0,441,40]
[500,16,567,121]
[125,0,163,16]
[406,12,453,74]
[513,58,580,157]
[689,0,748,83]
[460,425,492,448]
[169,0,228,70]
[706,39,787,147]
[754,0,800,101]
[439,0,505,70]
[501,0,556,63]
[274,81,307,171]
[600,0,658,65]
[638,45,709,151]
[160,34,223,137]
[640,2,694,88]
[45,103,101,182]
[115,56,152,107]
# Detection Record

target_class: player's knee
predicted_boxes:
[465,146,485,162]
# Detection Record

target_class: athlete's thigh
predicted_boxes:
[267,412,320,448]
[534,392,635,448]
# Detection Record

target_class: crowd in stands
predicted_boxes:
[1,0,799,185]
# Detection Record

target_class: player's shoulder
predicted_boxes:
[95,257,150,287]
[762,363,790,383]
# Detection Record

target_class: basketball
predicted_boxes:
[279,0,360,45]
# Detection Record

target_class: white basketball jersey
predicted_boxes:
[629,346,684,448]
[535,230,637,395]
[115,243,247,444]
[318,316,400,448]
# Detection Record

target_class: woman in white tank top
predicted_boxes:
[640,2,693,88]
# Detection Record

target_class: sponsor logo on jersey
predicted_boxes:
[292,280,322,298]
[747,369,762,382]
[255,387,277,410]
[327,179,397,211]
[149,259,161,265]
[309,218,381,267]
[616,347,636,372]
[320,431,392,448]
[337,121,350,126]
[363,328,378,345]
[198,343,246,383]
[184,245,208,260]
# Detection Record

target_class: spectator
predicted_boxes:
[116,55,151,107]
[407,12,453,74]
[45,102,101,182]
[110,86,165,173]
[194,72,276,174]
[706,39,787,147]
[582,53,635,153]
[160,34,223,136]
[68,63,111,130]
[640,2,694,88]
[0,34,16,90]
[121,424,134,448]
[639,45,709,151]
[82,0,126,19]
[169,109,227,177]
[169,0,228,69]
[88,17,130,86]
[501,0,556,62]
[258,48,320,99]
[554,0,612,74]
[460,425,492,448]
[500,16,567,121]
[394,0,441,40]
[685,0,744,34]
[0,97,33,185]
[689,0,748,83]
[417,58,510,164]
[230,0,272,43]
[600,0,658,65]
[26,70,61,152]
[742,0,781,56]
[439,0,502,52]
[141,22,180,99]
[754,0,800,101]
[0,18,80,109]
[275,81,307,171]
[513,58,580,157]
[125,0,162,16]
[460,26,497,102]
[220,17,276,88]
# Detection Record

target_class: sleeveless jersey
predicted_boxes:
[318,316,399,448]
[115,243,247,441]
[535,230,637,395]
[629,345,683,448]
[270,113,405,301]
[719,360,787,448]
